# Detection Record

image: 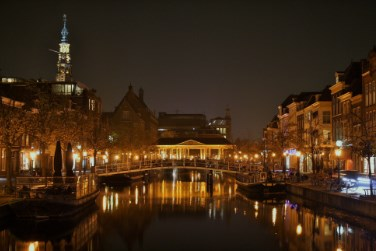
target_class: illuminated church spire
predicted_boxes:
[56,14,72,82]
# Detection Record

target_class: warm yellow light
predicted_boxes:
[296,224,302,235]
[335,149,342,157]
[296,151,301,157]
[28,242,38,251]
[272,153,276,157]
[115,155,119,160]
[254,154,259,159]
[30,151,36,161]
[272,207,277,226]
[83,151,87,157]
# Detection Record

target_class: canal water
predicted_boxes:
[1,169,376,250]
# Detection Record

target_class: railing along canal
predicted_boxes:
[15,173,98,199]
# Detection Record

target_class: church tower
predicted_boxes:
[56,14,72,82]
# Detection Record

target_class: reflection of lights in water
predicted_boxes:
[243,210,246,216]
[348,227,353,234]
[110,193,113,211]
[234,207,237,214]
[28,242,38,251]
[102,193,115,212]
[172,168,177,180]
[254,201,259,211]
[102,195,107,212]
[255,211,258,219]
[115,193,119,209]
[162,180,165,204]
[296,224,302,235]
[336,225,344,235]
[143,185,146,195]
[189,182,193,205]
[135,186,139,205]
[336,248,343,251]
[272,207,277,226]
[229,186,232,196]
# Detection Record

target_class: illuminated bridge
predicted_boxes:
[95,160,249,177]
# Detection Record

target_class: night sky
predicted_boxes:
[2,1,376,140]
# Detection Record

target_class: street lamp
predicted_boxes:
[335,148,342,183]
[271,152,276,172]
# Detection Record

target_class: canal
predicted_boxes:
[1,169,376,250]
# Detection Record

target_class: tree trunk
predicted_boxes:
[5,147,12,193]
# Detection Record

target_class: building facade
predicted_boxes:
[105,85,158,154]
[156,111,234,160]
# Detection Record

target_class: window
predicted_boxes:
[323,111,330,124]
[89,99,96,111]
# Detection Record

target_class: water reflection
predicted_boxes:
[1,205,98,250]
[1,169,376,250]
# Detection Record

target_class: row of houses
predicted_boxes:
[264,47,376,175]
[0,15,234,178]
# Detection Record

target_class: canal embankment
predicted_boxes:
[287,182,376,219]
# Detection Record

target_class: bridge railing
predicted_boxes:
[95,160,256,175]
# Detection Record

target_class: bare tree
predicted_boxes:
[28,90,67,176]
[345,109,376,195]
[0,101,30,191]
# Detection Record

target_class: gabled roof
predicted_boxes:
[156,137,233,145]
[305,85,332,106]
[341,61,363,96]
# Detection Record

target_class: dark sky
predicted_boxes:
[1,0,376,140]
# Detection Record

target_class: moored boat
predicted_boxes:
[10,173,99,219]
[235,172,286,198]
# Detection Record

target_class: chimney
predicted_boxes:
[139,87,144,102]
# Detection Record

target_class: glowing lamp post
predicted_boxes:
[115,155,119,171]
[271,152,276,172]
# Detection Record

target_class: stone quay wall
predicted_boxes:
[287,183,376,219]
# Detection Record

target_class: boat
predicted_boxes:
[235,172,286,199]
[10,173,99,219]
